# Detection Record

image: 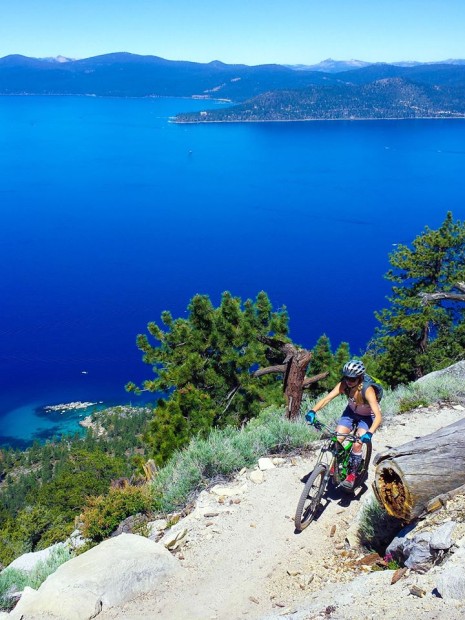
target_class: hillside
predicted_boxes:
[174,76,465,122]
[0,53,327,100]
[2,54,465,122]
[91,403,465,619]
[10,392,463,619]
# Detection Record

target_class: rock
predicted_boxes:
[415,360,465,385]
[345,523,361,548]
[258,458,275,471]
[7,543,65,573]
[147,519,168,540]
[436,568,465,600]
[210,484,247,497]
[386,526,434,573]
[250,470,265,484]
[430,521,456,550]
[272,458,286,466]
[287,569,301,576]
[391,567,408,585]
[161,528,188,550]
[111,513,147,537]
[298,573,315,589]
[8,534,179,620]
[409,585,426,597]
[356,553,384,567]
[65,529,87,551]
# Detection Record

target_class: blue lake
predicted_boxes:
[1,95,465,447]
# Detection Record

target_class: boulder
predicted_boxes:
[387,520,458,573]
[7,543,65,573]
[9,533,180,620]
[436,569,465,600]
[386,526,434,573]
[435,540,465,600]
[415,360,465,385]
[430,521,456,551]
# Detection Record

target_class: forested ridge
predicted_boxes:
[2,53,465,122]
[175,78,465,122]
[1,212,465,571]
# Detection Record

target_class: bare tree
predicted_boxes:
[419,281,465,304]
[252,336,328,419]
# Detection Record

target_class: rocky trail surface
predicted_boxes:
[100,403,465,620]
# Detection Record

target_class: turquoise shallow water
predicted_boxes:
[1,96,465,447]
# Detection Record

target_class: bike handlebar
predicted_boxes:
[308,420,360,443]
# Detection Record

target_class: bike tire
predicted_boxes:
[294,463,327,531]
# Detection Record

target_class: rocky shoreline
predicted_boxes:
[43,401,102,413]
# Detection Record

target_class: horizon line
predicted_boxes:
[1,51,465,68]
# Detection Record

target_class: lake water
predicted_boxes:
[1,95,465,447]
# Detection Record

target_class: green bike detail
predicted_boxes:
[294,421,372,531]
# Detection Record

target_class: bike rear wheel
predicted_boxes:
[294,464,327,531]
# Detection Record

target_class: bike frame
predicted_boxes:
[312,421,359,487]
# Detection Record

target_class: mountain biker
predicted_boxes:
[305,359,382,490]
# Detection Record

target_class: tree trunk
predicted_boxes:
[283,348,312,419]
[253,338,328,420]
[372,417,465,522]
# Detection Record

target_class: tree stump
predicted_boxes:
[373,417,465,522]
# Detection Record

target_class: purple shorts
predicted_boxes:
[338,406,374,432]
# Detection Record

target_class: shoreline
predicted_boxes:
[0,93,232,103]
[173,114,465,124]
[2,94,463,124]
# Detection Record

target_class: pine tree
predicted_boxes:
[373,212,465,385]
[127,291,289,462]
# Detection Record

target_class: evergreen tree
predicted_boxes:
[306,336,351,395]
[333,342,351,380]
[128,291,289,462]
[373,212,465,385]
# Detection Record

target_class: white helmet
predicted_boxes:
[342,359,365,378]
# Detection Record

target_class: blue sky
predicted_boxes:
[1,0,464,65]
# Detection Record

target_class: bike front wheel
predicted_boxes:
[294,464,327,531]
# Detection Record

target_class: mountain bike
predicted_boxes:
[294,421,372,531]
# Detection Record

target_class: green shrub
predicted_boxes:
[80,485,152,542]
[152,406,316,513]
[0,546,71,611]
[357,498,403,552]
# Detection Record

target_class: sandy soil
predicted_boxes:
[99,404,465,620]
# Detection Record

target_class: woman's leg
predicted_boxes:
[348,417,373,475]
[337,407,355,443]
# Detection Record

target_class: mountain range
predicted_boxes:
[2,53,465,121]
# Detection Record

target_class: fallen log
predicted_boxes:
[372,416,465,522]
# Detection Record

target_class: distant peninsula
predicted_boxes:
[2,53,465,122]
[173,77,465,123]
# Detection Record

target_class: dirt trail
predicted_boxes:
[100,405,465,620]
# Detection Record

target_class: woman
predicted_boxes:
[305,359,382,490]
